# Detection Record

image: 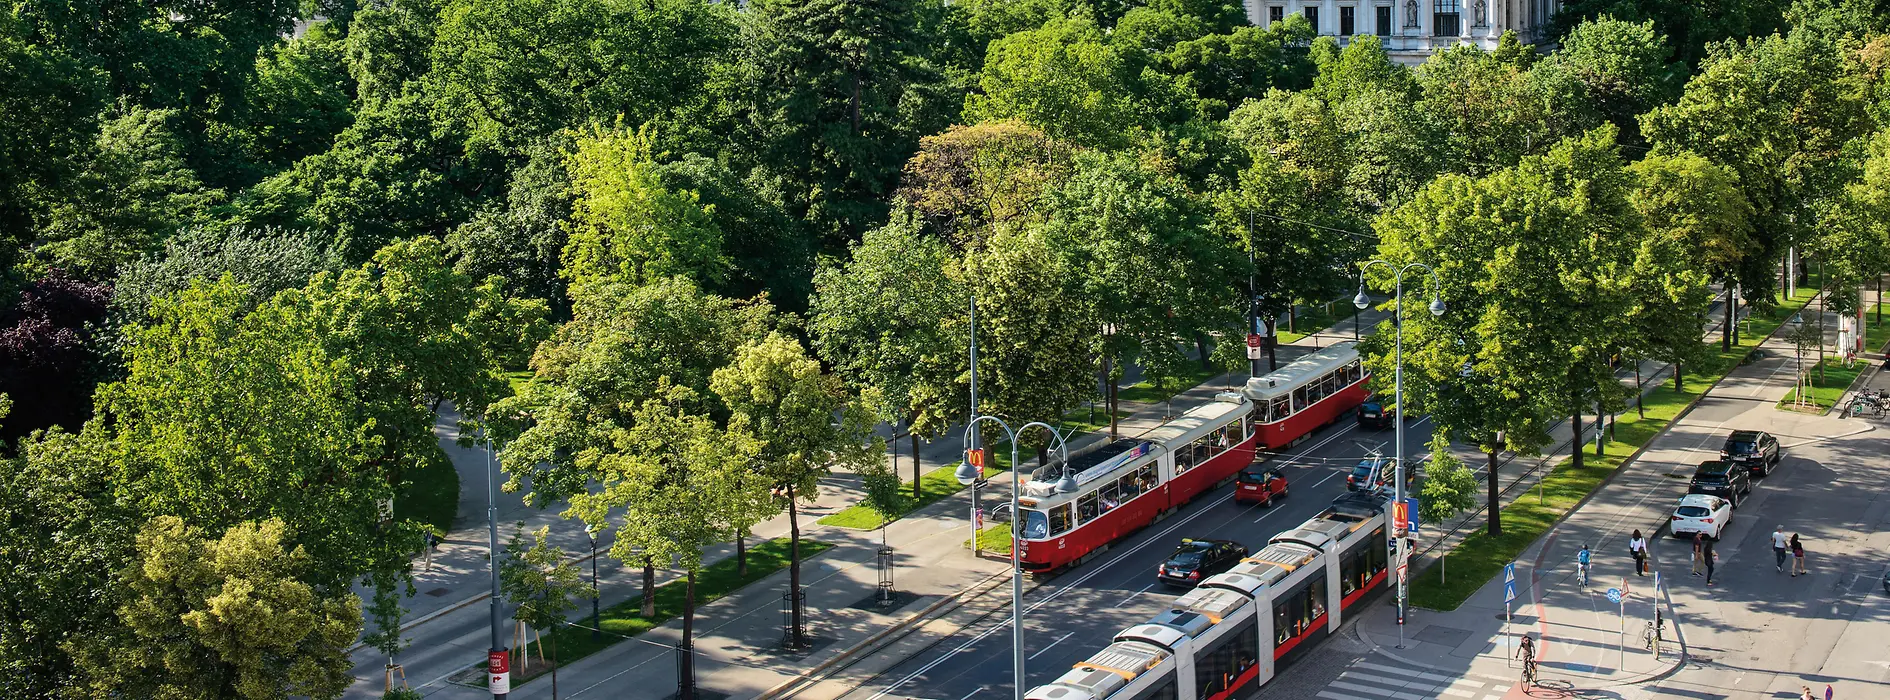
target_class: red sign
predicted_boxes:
[1393,501,1410,533]
[488,650,510,695]
[967,448,985,469]
[1246,333,1264,349]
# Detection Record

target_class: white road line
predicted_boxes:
[1027,631,1076,660]
[1316,690,1379,700]
[1116,583,1153,607]
[1330,680,1424,699]
[1353,661,1476,685]
[1437,687,1475,698]
[958,689,984,700]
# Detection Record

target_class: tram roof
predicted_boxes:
[1137,394,1248,446]
[1241,341,1360,401]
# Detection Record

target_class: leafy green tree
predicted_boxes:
[1627,152,1753,351]
[342,0,443,106]
[896,121,1075,248]
[562,124,729,290]
[1370,127,1644,534]
[858,445,909,545]
[1112,8,1209,53]
[1417,435,1479,526]
[1413,41,1598,179]
[66,517,360,700]
[1533,17,1677,146]
[446,138,575,315]
[964,226,1098,446]
[0,16,107,276]
[735,0,952,242]
[1553,0,1791,66]
[565,385,764,700]
[711,333,880,649]
[360,576,411,695]
[811,208,970,497]
[1823,129,1890,325]
[1161,20,1316,119]
[1311,32,1415,105]
[499,525,592,699]
[492,276,774,504]
[965,17,1186,150]
[33,102,225,279]
[237,24,356,173]
[654,154,815,311]
[111,226,337,323]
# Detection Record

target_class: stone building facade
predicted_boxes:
[1248,0,1560,62]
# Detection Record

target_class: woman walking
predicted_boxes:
[1629,530,1648,576]
[1791,534,1807,576]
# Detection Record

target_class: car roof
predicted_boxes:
[1693,461,1732,474]
[1677,493,1723,507]
[1727,430,1764,441]
[1175,538,1238,551]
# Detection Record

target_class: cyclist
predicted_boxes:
[1519,631,1534,684]
[1576,544,1591,587]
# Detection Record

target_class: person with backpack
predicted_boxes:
[1576,544,1592,587]
[1791,533,1807,576]
[1629,530,1647,576]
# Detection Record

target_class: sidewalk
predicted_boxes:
[1346,287,1860,694]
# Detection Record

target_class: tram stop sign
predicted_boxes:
[1246,333,1265,359]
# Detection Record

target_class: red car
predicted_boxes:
[1234,463,1288,506]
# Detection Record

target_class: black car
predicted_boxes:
[1688,460,1752,507]
[1720,430,1781,476]
[1357,399,1396,430]
[1157,539,1248,586]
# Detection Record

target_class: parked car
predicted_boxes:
[1347,457,1415,492]
[1670,493,1732,540]
[1157,539,1248,586]
[1720,430,1781,476]
[1357,398,1396,430]
[1234,463,1288,506]
[1688,460,1752,507]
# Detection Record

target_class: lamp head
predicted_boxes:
[1055,470,1080,494]
[1428,297,1446,317]
[954,460,979,486]
[1353,288,1371,310]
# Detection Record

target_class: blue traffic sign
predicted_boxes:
[1606,587,1623,604]
[1504,563,1516,584]
[1404,497,1421,534]
[1504,581,1516,603]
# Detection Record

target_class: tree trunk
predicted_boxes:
[1877,276,1882,327]
[910,431,923,501]
[1106,351,1120,439]
[1263,317,1279,371]
[1673,362,1685,393]
[1485,448,1501,536]
[787,484,805,649]
[1287,304,1297,334]
[1595,402,1606,458]
[1635,361,1646,418]
[1570,408,1584,470]
[1723,282,1735,351]
[641,558,656,618]
[736,531,748,578]
[679,570,697,700]
[1196,334,1212,371]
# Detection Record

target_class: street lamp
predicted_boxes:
[587,526,601,641]
[954,418,1073,700]
[483,427,509,700]
[1355,260,1444,650]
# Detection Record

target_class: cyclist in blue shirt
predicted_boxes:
[1577,544,1592,587]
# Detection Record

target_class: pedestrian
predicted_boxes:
[1577,544,1592,586]
[1791,533,1807,576]
[1703,536,1718,586]
[1691,532,1705,577]
[1801,686,1814,700]
[1629,530,1647,576]
[1773,525,1789,572]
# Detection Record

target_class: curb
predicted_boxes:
[754,569,1014,700]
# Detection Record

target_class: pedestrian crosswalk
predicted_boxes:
[1317,660,1512,700]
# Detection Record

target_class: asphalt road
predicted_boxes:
[844,414,1438,700]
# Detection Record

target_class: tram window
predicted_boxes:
[1021,510,1049,539]
[1346,360,1362,384]
[1137,465,1158,492]
[1098,483,1120,513]
[1194,619,1258,698]
[1076,492,1099,523]
[1270,397,1290,422]
[1048,504,1073,536]
[1118,473,1141,498]
[1369,526,1387,577]
[1293,386,1309,410]
[1129,678,1178,700]
[1176,446,1196,474]
[1250,404,1267,426]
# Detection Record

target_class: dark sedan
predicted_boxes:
[1157,539,1248,586]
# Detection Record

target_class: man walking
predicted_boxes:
[1691,532,1706,577]
[1703,536,1719,586]
[1773,525,1789,572]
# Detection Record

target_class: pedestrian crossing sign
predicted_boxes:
[1504,563,1515,584]
[1504,581,1516,603]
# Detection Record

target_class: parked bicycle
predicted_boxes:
[1643,608,1665,655]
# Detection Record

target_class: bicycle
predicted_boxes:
[1576,561,1590,588]
[1515,638,1538,687]
[1643,608,1665,655]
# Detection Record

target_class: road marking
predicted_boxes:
[1116,583,1153,607]
[1027,631,1075,660]
[1329,680,1426,699]
[958,689,983,700]
[1316,691,1377,700]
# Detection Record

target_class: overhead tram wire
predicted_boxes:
[1248,211,1379,241]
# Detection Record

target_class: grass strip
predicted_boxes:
[1407,285,1814,611]
[1118,364,1223,404]
[1778,356,1868,411]
[493,537,831,687]
[1277,301,1363,344]
[395,445,459,535]
[964,524,1014,555]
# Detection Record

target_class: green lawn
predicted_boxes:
[1277,300,1363,344]
[965,523,1014,555]
[1778,356,1868,411]
[1119,363,1223,403]
[818,407,1128,531]
[493,537,830,688]
[504,369,534,394]
[1407,288,1812,611]
[396,445,459,535]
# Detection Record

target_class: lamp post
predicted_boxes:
[484,429,509,699]
[587,527,601,641]
[1354,260,1444,649]
[955,419,1074,700]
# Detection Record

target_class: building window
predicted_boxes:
[1434,0,1460,36]
[1304,6,1319,29]
[1340,6,1355,35]
[1269,6,1284,23]
[1376,6,1392,35]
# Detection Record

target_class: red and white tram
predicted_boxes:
[1014,342,1371,574]
[1022,493,1393,700]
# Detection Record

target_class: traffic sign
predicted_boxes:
[1397,564,1408,584]
[1605,587,1623,604]
[1404,497,1421,534]
[488,650,511,695]
[1504,563,1516,584]
[1654,571,1662,593]
[1504,581,1516,603]
[1246,333,1265,359]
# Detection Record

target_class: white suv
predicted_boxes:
[1670,493,1732,540]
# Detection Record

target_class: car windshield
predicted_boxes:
[1695,473,1727,483]
[1352,462,1377,476]
[1021,510,1048,539]
[1238,467,1268,483]
[1168,551,1205,565]
[1727,441,1757,454]
[1361,405,1381,415]
[1676,505,1711,517]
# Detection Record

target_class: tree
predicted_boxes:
[0,270,111,445]
[810,207,970,498]
[1552,0,1792,67]
[1533,17,1678,146]
[1417,434,1479,526]
[1413,41,1597,179]
[499,525,592,700]
[562,123,730,290]
[0,16,108,276]
[1161,21,1316,119]
[858,441,909,578]
[1627,152,1753,352]
[237,24,356,173]
[896,121,1075,248]
[1370,127,1644,535]
[964,17,1182,150]
[711,333,881,649]
[66,517,360,700]
[111,225,337,324]
[564,385,764,700]
[964,227,1098,446]
[446,138,576,316]
[360,576,411,695]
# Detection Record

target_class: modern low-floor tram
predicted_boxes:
[1023,492,1393,700]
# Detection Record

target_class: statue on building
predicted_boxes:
[1473,0,1488,26]
[1404,0,1418,27]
